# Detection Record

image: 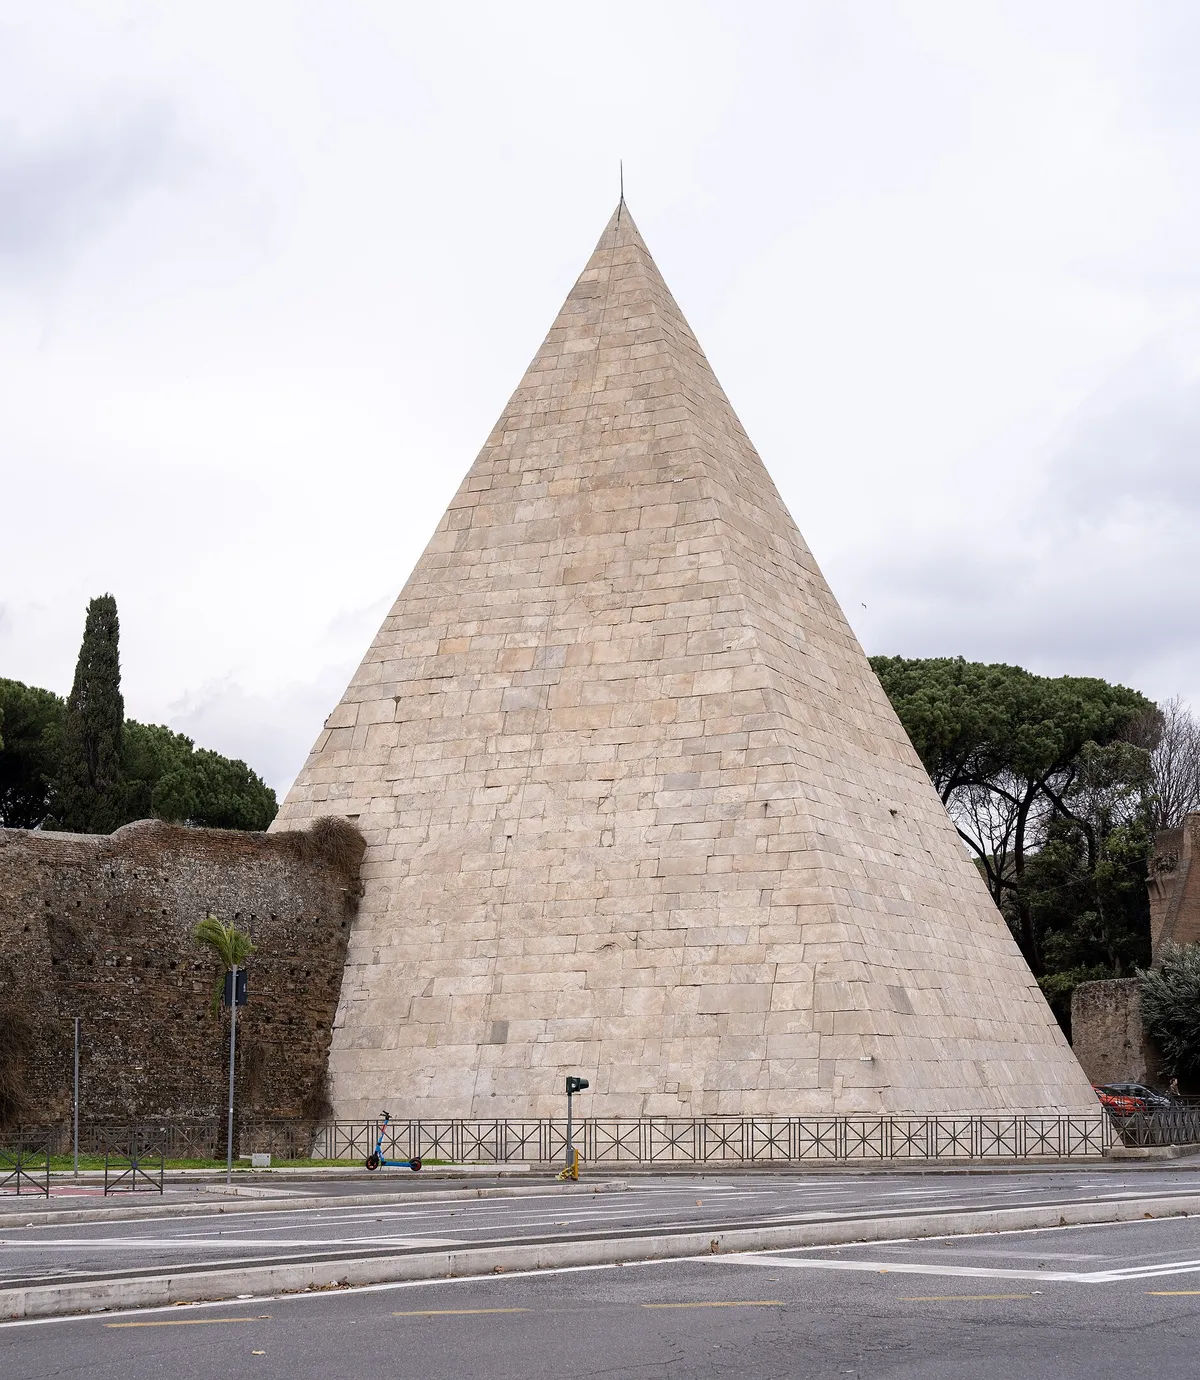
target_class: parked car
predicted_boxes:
[1100,1082,1174,1109]
[1092,1084,1147,1115]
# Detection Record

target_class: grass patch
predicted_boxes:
[40,1155,360,1172]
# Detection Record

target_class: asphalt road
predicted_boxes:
[6,1215,1200,1378]
[2,1167,1200,1293]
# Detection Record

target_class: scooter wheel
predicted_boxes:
[410,1157,422,1172]
[365,1153,381,1171]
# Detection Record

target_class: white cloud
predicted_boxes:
[167,667,351,798]
[0,102,190,268]
[846,325,1200,703]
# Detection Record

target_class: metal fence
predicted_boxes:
[100,1127,166,1195]
[18,1108,1200,1167]
[8,1118,319,1163]
[0,1135,50,1196]
[1109,1106,1200,1148]
[313,1114,1115,1164]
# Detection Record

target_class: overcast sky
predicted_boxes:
[3,1,1199,798]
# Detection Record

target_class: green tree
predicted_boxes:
[1140,942,1200,1084]
[10,593,276,834]
[1021,741,1154,1029]
[124,721,276,830]
[51,595,126,833]
[871,656,1153,976]
[0,679,64,827]
[194,914,256,1012]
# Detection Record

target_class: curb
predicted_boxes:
[0,1179,628,1231]
[1107,1146,1185,1160]
[44,1164,533,1182]
[4,1192,1199,1320]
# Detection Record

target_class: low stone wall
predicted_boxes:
[1070,977,1161,1088]
[0,816,363,1133]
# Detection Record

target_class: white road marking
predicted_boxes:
[0,1236,463,1250]
[0,1256,683,1330]
[713,1251,1200,1285]
[713,1254,1088,1282]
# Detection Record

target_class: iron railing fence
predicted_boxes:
[313,1114,1115,1164]
[6,1119,321,1163]
[0,1134,50,1196]
[1109,1106,1200,1148]
[26,1110,1197,1166]
[100,1127,165,1195]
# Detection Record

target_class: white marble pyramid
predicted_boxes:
[274,204,1097,1120]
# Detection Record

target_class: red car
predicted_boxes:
[1092,1083,1147,1115]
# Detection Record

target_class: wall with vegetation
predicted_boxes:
[0,816,363,1132]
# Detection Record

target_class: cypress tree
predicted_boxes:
[53,594,126,833]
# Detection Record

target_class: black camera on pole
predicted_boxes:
[566,1076,589,1095]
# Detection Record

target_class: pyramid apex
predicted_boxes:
[594,198,645,253]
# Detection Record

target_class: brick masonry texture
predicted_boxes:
[1071,978,1160,1088]
[1068,814,1200,1089]
[1149,815,1200,954]
[0,819,362,1130]
[274,203,1098,1120]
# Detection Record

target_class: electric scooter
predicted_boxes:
[364,1110,423,1171]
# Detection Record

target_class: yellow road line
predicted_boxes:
[642,1301,784,1309]
[1147,1291,1200,1296]
[901,1295,1033,1303]
[391,1308,529,1317]
[106,1316,270,1328]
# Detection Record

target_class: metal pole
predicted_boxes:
[565,1089,573,1170]
[72,1017,80,1178]
[226,964,237,1185]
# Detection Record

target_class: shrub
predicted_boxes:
[1139,941,1200,1080]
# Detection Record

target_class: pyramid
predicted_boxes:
[274,204,1097,1120]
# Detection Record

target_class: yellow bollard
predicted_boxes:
[556,1148,580,1181]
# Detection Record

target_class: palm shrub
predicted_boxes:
[1139,941,1200,1081]
[193,914,255,1013]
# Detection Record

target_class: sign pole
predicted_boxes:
[226,964,238,1185]
[562,1076,588,1178]
[565,1086,573,1171]
[72,1017,81,1178]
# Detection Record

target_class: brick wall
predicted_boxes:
[0,817,362,1132]
[1150,815,1200,956]
[1071,978,1161,1088]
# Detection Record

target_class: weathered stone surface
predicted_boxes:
[0,819,361,1129]
[275,203,1097,1120]
[1071,978,1161,1088]
[1150,814,1200,956]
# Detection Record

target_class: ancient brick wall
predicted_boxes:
[1067,817,1200,1094]
[0,817,362,1132]
[1070,978,1161,1088]
[1149,815,1200,956]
